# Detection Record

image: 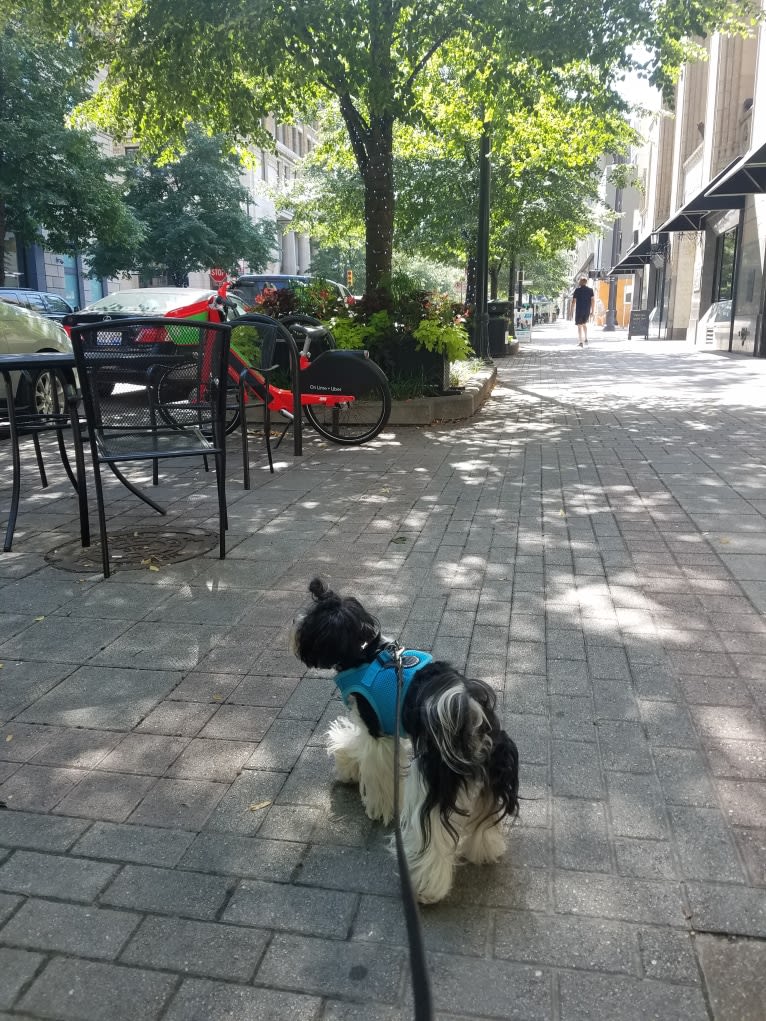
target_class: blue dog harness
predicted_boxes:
[335,647,433,736]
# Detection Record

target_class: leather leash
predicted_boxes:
[389,642,434,1020]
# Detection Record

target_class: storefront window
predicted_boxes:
[713,227,737,303]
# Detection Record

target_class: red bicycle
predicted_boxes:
[223,308,392,446]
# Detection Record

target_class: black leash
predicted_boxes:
[390,643,434,1021]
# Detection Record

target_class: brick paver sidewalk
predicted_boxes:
[1,324,765,1019]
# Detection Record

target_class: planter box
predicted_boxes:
[370,336,450,392]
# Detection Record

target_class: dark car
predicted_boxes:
[231,274,354,308]
[0,288,77,322]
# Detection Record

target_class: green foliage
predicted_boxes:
[412,293,473,361]
[310,246,366,292]
[290,279,344,319]
[327,311,392,350]
[0,18,140,285]
[9,0,760,295]
[229,326,264,367]
[89,126,277,283]
[412,317,472,362]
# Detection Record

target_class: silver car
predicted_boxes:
[0,299,73,413]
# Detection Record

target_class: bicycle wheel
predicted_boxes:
[304,376,391,444]
[156,366,241,435]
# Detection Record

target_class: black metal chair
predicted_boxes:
[0,353,89,552]
[70,317,231,577]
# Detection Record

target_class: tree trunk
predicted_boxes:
[360,116,394,295]
[465,255,477,305]
[0,200,6,287]
[489,264,499,300]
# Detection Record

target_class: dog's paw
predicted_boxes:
[360,785,394,825]
[331,750,361,784]
[410,861,454,904]
[460,824,506,864]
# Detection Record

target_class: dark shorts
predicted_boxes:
[575,314,589,326]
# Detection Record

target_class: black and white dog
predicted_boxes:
[292,578,519,903]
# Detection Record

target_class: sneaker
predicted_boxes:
[577,341,583,347]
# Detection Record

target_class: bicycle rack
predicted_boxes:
[233,313,303,457]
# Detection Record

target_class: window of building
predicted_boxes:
[713,227,738,303]
[61,254,81,308]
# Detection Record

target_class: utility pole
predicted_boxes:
[604,154,626,331]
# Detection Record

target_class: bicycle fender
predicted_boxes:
[301,350,388,397]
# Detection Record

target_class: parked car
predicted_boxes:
[230,274,354,308]
[68,286,249,324]
[62,287,251,393]
[0,299,73,413]
[0,287,77,322]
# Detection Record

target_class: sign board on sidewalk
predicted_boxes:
[514,308,533,342]
[628,308,650,339]
[209,267,228,284]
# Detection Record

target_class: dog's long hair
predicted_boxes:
[293,577,520,903]
[403,664,519,844]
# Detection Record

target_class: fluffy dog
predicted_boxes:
[292,577,519,904]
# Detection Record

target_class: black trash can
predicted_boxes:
[487,308,508,357]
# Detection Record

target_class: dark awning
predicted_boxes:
[609,231,656,274]
[705,137,766,197]
[656,158,745,233]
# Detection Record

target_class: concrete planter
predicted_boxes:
[388,365,496,425]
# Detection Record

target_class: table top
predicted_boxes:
[0,352,76,372]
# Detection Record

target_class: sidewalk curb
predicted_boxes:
[388,365,497,425]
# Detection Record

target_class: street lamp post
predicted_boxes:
[472,121,491,360]
[604,155,625,331]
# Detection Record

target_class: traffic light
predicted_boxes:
[346,269,354,288]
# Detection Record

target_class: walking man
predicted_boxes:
[570,276,595,347]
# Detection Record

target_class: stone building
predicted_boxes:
[611,10,766,353]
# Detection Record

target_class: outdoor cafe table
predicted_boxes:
[0,351,89,552]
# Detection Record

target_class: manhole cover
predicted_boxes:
[46,528,219,573]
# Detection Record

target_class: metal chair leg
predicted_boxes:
[32,433,49,488]
[215,449,227,558]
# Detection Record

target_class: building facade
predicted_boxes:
[568,155,642,328]
[610,10,766,353]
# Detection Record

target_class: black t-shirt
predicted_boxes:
[573,285,594,318]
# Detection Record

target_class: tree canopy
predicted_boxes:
[88,127,277,284]
[7,0,761,297]
[0,18,139,286]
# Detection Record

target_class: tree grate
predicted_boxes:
[45,528,218,573]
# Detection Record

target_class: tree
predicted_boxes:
[287,60,633,300]
[0,19,140,286]
[89,127,277,284]
[21,0,760,299]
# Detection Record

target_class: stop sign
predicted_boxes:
[209,267,227,283]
